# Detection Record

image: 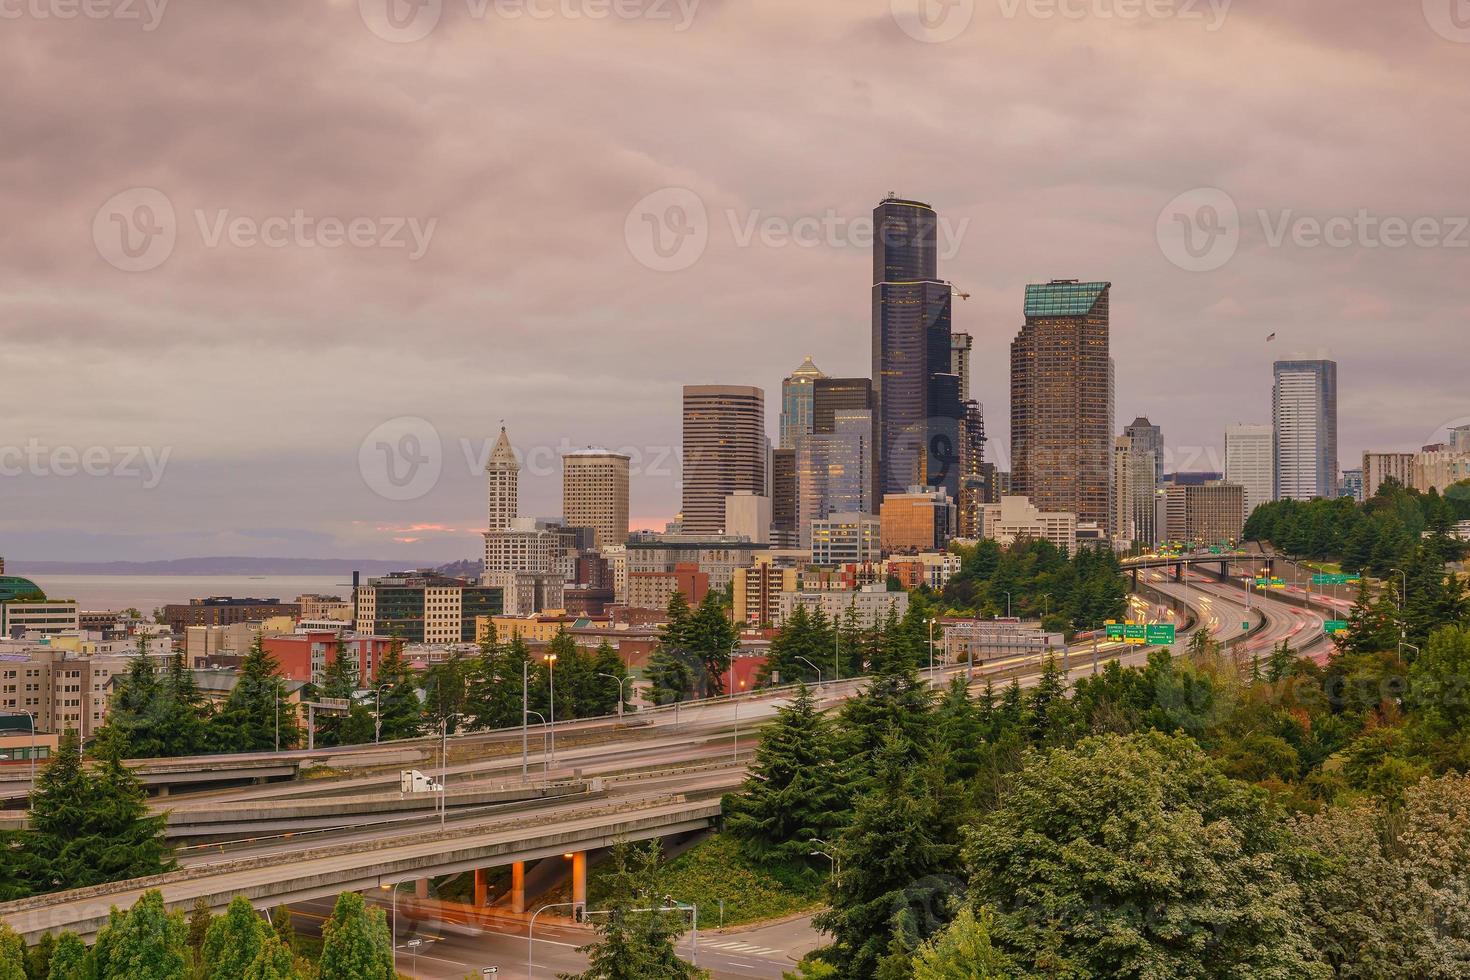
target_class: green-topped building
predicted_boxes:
[1010,280,1114,531]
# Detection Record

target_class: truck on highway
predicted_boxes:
[400,769,443,793]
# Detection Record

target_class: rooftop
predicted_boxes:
[1024,280,1110,318]
[0,577,46,603]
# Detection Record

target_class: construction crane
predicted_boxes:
[944,281,971,301]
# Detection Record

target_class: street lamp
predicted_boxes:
[794,656,823,685]
[524,711,550,778]
[926,618,937,676]
[809,838,840,879]
[543,653,557,764]
[1390,568,1409,610]
[1004,591,1012,619]
[596,672,632,721]
[383,879,416,973]
[529,902,584,978]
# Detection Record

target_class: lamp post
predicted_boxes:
[274,683,280,753]
[809,838,840,879]
[596,672,631,721]
[529,902,583,978]
[1004,591,1012,619]
[522,660,529,783]
[1390,568,1409,610]
[525,711,550,778]
[383,879,415,974]
[794,656,823,685]
[543,653,557,764]
[926,618,937,677]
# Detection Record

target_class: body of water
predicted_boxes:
[27,575,355,613]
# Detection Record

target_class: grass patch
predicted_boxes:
[564,834,825,929]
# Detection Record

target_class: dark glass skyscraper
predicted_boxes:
[871,194,964,500]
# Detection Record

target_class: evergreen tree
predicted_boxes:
[318,892,393,980]
[209,638,300,752]
[103,890,188,980]
[689,592,736,698]
[590,641,632,718]
[724,684,846,864]
[93,638,165,759]
[0,925,23,980]
[934,677,984,781]
[186,897,212,960]
[421,653,467,735]
[814,732,955,978]
[313,640,365,748]
[42,934,86,980]
[203,896,269,980]
[464,631,536,732]
[1339,578,1401,656]
[1266,640,1296,682]
[156,653,210,757]
[267,906,295,953]
[649,592,701,706]
[564,841,707,980]
[241,936,301,980]
[1022,654,1071,745]
[23,931,53,980]
[370,637,423,742]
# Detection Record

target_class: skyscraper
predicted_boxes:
[779,356,826,450]
[681,385,767,535]
[562,448,631,549]
[795,409,875,547]
[1224,423,1274,516]
[1010,280,1113,529]
[1273,359,1338,501]
[1112,434,1159,546]
[1124,417,1164,487]
[485,425,518,532]
[871,194,964,500]
[950,333,973,400]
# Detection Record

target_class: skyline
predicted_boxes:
[5,0,1469,562]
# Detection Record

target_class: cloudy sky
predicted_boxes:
[2,0,1467,563]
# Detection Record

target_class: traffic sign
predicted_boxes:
[1106,624,1125,641]
[1242,621,1250,631]
[1325,620,1350,635]
[1311,574,1361,586]
[1124,624,1148,645]
[1146,624,1177,645]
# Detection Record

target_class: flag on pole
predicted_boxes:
[1266,333,1277,342]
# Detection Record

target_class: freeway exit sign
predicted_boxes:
[1325,620,1350,635]
[1106,624,1125,641]
[1146,624,1177,645]
[1255,577,1286,588]
[1124,624,1148,645]
[1312,574,1362,586]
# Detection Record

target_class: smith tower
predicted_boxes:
[871,194,963,500]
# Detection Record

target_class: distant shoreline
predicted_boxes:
[8,558,478,577]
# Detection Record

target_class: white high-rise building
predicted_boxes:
[1273,359,1338,501]
[1112,435,1158,547]
[486,426,518,532]
[1225,423,1275,517]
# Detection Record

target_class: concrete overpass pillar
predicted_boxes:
[415,879,429,899]
[474,869,488,907]
[1173,562,1184,582]
[1131,568,1139,591]
[511,861,526,914]
[572,852,587,910]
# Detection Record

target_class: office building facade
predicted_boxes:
[681,385,767,535]
[562,448,631,549]
[871,194,964,500]
[1163,482,1247,546]
[1225,423,1275,517]
[810,513,882,567]
[1011,281,1113,529]
[880,487,957,554]
[779,357,825,450]
[1273,359,1338,501]
[981,496,1078,555]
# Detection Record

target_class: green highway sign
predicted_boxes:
[1146,624,1177,645]
[1325,620,1350,635]
[1254,577,1286,588]
[1124,624,1148,645]
[1242,621,1251,631]
[1311,574,1362,586]
[1106,624,1125,641]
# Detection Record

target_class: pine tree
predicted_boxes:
[186,897,213,959]
[1339,579,1401,657]
[422,653,467,736]
[314,640,363,748]
[1024,654,1072,745]
[564,841,707,980]
[209,638,300,752]
[318,892,393,980]
[42,933,86,980]
[0,925,24,980]
[93,638,165,759]
[241,935,302,980]
[814,732,955,978]
[689,593,736,698]
[934,677,984,781]
[155,653,210,757]
[103,890,188,980]
[370,638,423,742]
[1266,640,1296,681]
[590,641,632,718]
[650,593,701,706]
[724,684,846,864]
[24,931,54,980]
[203,896,269,980]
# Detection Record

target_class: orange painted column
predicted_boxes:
[572,852,588,910]
[415,879,429,899]
[474,868,488,907]
[511,861,526,914]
